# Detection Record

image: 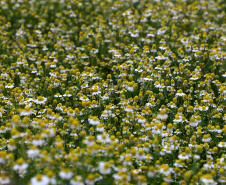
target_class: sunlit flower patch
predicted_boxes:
[0,0,225,184]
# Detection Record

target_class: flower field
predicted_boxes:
[0,0,226,184]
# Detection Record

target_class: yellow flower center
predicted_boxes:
[24,106,31,112]
[190,117,196,122]
[17,158,24,165]
[36,174,42,181]
[38,96,44,101]
[102,134,106,139]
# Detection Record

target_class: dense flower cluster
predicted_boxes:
[0,0,225,184]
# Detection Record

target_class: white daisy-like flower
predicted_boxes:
[124,105,134,112]
[157,27,168,35]
[59,169,73,180]
[178,152,190,160]
[96,124,105,132]
[83,136,95,146]
[102,93,109,100]
[97,133,111,144]
[100,111,110,119]
[175,89,185,97]
[54,93,62,98]
[32,138,45,146]
[190,75,199,80]
[137,116,147,125]
[30,174,50,185]
[144,75,153,81]
[67,109,75,117]
[5,83,14,89]
[8,143,17,151]
[0,175,10,184]
[34,96,47,104]
[70,176,84,185]
[63,91,72,97]
[181,37,189,44]
[157,110,168,120]
[200,174,216,185]
[136,149,147,160]
[173,114,183,123]
[193,155,200,161]
[79,95,89,102]
[88,116,100,125]
[202,134,212,142]
[218,142,226,148]
[126,84,134,92]
[199,106,209,111]
[189,117,198,127]
[27,146,40,159]
[158,164,173,176]
[99,162,111,174]
[20,106,34,116]
[203,162,214,170]
[13,158,28,176]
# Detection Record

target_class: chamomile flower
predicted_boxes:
[8,138,17,151]
[157,27,168,35]
[158,164,173,176]
[0,0,225,184]
[70,176,84,185]
[20,106,34,116]
[218,142,226,148]
[157,110,168,120]
[32,135,45,146]
[88,116,100,125]
[54,93,62,98]
[13,158,28,177]
[202,134,212,142]
[27,146,40,159]
[85,174,97,185]
[102,93,109,100]
[34,96,47,104]
[200,174,216,185]
[97,133,111,144]
[5,83,14,89]
[30,174,50,185]
[0,174,10,184]
[99,162,111,174]
[175,89,185,97]
[124,105,134,112]
[173,114,183,123]
[59,168,73,180]
[79,95,89,102]
[178,152,191,160]
[189,117,198,127]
